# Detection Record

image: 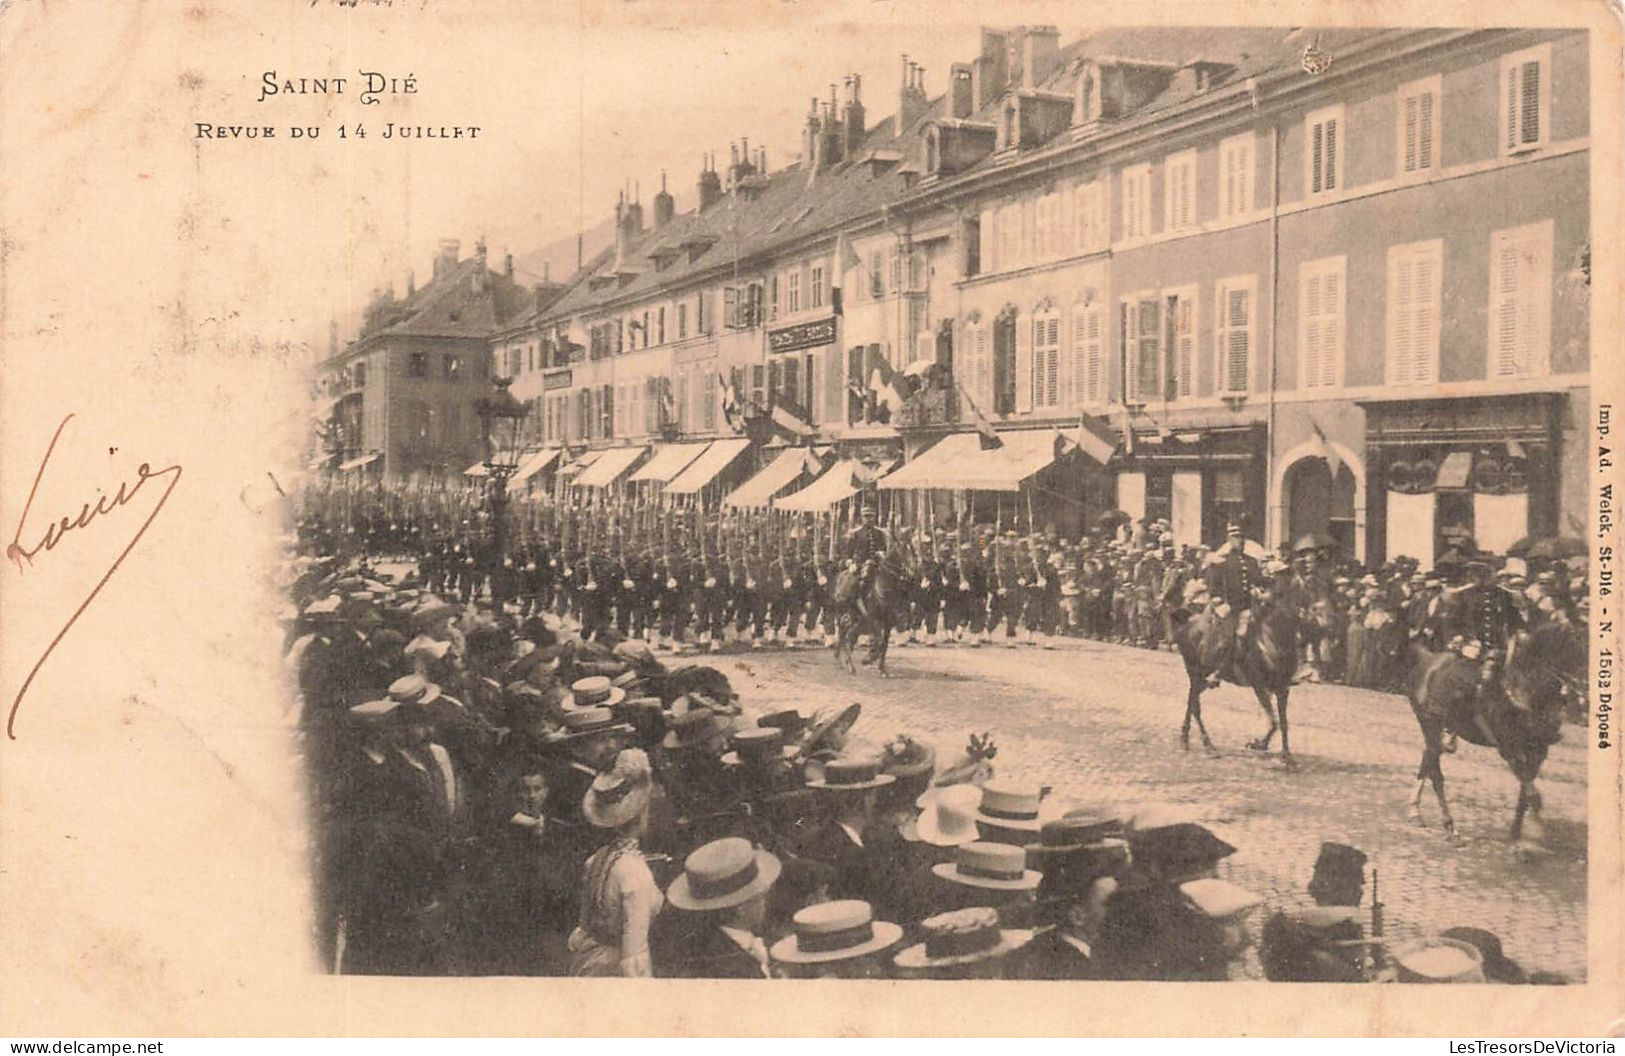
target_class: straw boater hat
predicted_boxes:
[582,748,653,829]
[386,673,442,708]
[803,703,863,755]
[566,675,626,711]
[893,907,1035,971]
[404,634,451,662]
[805,754,896,792]
[932,841,1042,891]
[550,706,634,743]
[1024,811,1127,865]
[411,598,458,631]
[662,702,731,751]
[720,726,797,767]
[974,781,1061,834]
[768,900,904,966]
[665,837,782,912]
[914,784,983,848]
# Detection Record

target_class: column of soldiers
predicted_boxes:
[294,485,1589,700]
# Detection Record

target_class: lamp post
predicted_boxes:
[476,376,527,560]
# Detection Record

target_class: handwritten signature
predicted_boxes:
[5,413,182,739]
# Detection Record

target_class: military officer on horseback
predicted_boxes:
[1203,523,1262,684]
[1442,551,1527,750]
[845,497,890,620]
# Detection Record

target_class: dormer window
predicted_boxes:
[1001,100,1019,150]
[925,126,941,174]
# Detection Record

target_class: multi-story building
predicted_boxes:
[318,240,535,479]
[498,24,1590,564]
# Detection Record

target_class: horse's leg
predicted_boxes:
[1246,684,1278,752]
[1180,674,1196,750]
[1277,684,1297,771]
[1409,720,1439,822]
[877,623,891,677]
[1425,748,1458,841]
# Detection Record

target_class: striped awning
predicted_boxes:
[724,448,822,509]
[629,442,710,484]
[512,448,562,484]
[774,460,866,511]
[556,449,604,478]
[574,446,647,488]
[665,438,752,495]
[878,430,1063,492]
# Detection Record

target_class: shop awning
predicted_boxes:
[724,448,823,509]
[512,448,562,484]
[665,438,752,495]
[574,446,647,488]
[556,449,604,478]
[339,452,381,473]
[878,429,1064,492]
[629,442,710,484]
[775,460,868,512]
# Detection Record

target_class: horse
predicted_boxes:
[1171,598,1303,769]
[1405,622,1582,844]
[830,551,909,676]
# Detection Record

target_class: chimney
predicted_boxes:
[625,183,644,233]
[974,29,1009,107]
[473,238,488,290]
[434,238,460,280]
[1024,25,1060,88]
[803,96,821,167]
[843,73,866,155]
[652,170,675,228]
[951,63,974,118]
[697,153,722,210]
[406,270,416,297]
[504,250,514,281]
[899,56,929,129]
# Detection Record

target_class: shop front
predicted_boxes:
[1359,393,1563,567]
[1113,424,1267,549]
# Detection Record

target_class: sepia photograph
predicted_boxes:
[1,0,1619,1038]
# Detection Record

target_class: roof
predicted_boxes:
[878,429,1065,492]
[665,438,752,495]
[512,448,562,483]
[347,256,533,355]
[774,459,867,512]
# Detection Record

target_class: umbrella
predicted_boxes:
[1527,536,1586,560]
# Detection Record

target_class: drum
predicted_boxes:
[1394,937,1486,983]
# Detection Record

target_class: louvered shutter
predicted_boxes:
[1085,307,1104,403]
[1505,63,1521,151]
[1492,235,1521,377]
[1173,296,1194,399]
[1324,117,1338,191]
[1418,92,1434,169]
[974,327,991,411]
[1134,299,1161,401]
[1520,60,1541,146]
[1068,309,1089,407]
[1046,316,1061,406]
[1403,96,1419,173]
[1415,252,1437,383]
[1320,267,1341,387]
[1016,315,1034,412]
[1123,172,1139,238]
[1393,255,1416,383]
[1303,272,1324,387]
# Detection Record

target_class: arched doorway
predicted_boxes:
[1284,457,1358,559]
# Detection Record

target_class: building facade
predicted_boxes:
[491,24,1589,563]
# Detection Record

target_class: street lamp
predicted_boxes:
[476,376,527,559]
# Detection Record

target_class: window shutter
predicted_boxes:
[1415,252,1437,383]
[1067,309,1087,407]
[1131,299,1161,401]
[1403,96,1419,173]
[1505,62,1521,151]
[1418,92,1434,169]
[981,211,997,274]
[1016,315,1034,412]
[1085,307,1104,403]
[1123,172,1138,238]
[1519,60,1541,146]
[1321,268,1341,387]
[1395,256,1417,383]
[1324,117,1338,191]
[1303,272,1323,387]
[1493,235,1520,377]
[974,327,991,410]
[1173,296,1194,398]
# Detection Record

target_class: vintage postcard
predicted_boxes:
[1,0,1620,1038]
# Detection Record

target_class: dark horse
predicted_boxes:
[1406,623,1582,843]
[830,552,908,676]
[1171,600,1303,769]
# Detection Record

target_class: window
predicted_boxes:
[1489,220,1554,378]
[352,360,366,388]
[1218,132,1254,219]
[890,248,904,292]
[724,286,739,328]
[1070,301,1106,405]
[1121,164,1152,240]
[1074,179,1109,253]
[701,372,717,430]
[1002,100,1018,150]
[1031,311,1061,408]
[641,311,651,348]
[1305,104,1345,197]
[1299,256,1347,389]
[992,314,1017,416]
[1397,75,1440,178]
[697,291,711,334]
[978,210,997,274]
[601,385,614,438]
[1501,44,1551,155]
[1386,239,1443,386]
[1215,275,1257,395]
[811,266,825,309]
[1164,150,1197,233]
[1166,287,1196,400]
[1075,64,1102,125]
[788,272,801,314]
[677,302,688,339]
[657,306,666,344]
[1123,294,1161,401]
[869,250,885,297]
[443,353,463,381]
[408,351,429,378]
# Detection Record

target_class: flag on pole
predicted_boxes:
[1310,420,1341,480]
[868,355,905,422]
[720,372,744,433]
[1068,411,1118,464]
[958,384,1002,450]
[770,394,816,439]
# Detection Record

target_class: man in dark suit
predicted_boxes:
[659,837,782,979]
[1203,523,1262,682]
[844,501,889,620]
[1444,553,1527,749]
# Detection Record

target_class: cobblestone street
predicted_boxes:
[706,632,1588,982]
